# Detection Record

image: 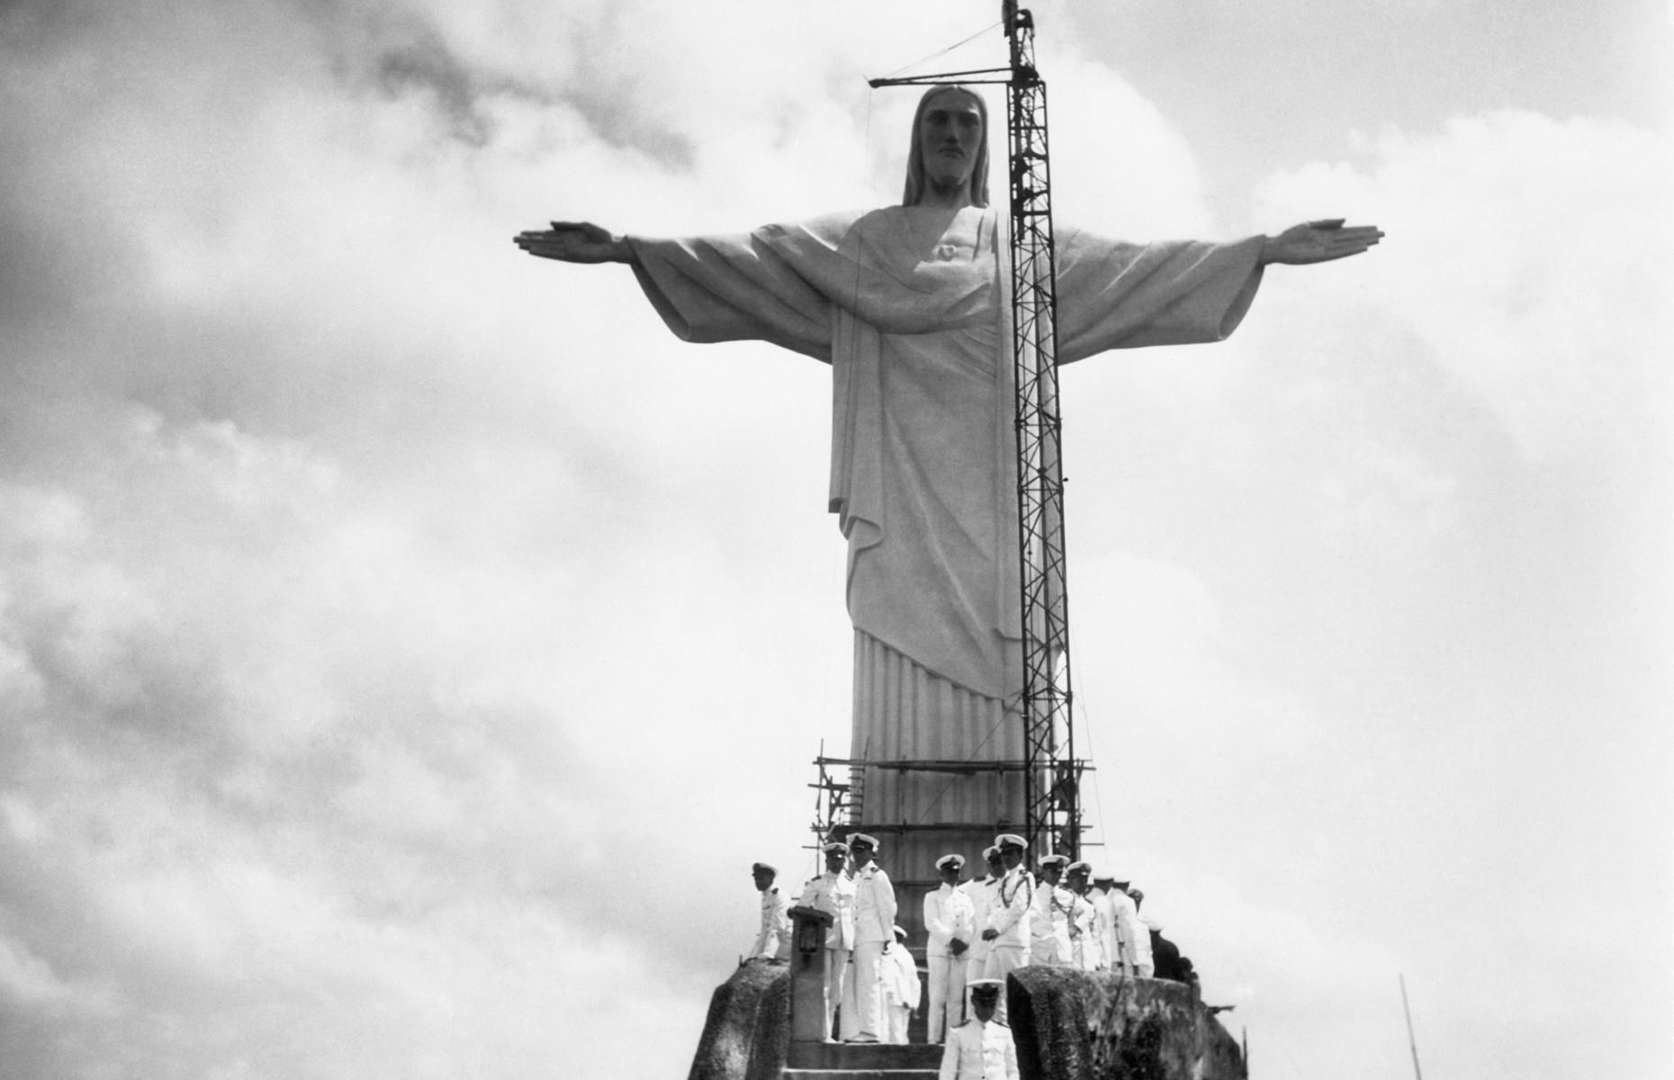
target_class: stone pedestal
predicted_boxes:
[788,905,835,1043]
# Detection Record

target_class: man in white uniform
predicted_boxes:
[749,862,792,961]
[923,853,975,1042]
[938,978,1018,1080]
[848,832,897,1043]
[797,841,857,1038]
[1089,873,1119,973]
[981,834,1031,1022]
[962,847,1003,1018]
[1127,886,1155,979]
[883,925,921,1045]
[1029,854,1073,967]
[1064,861,1098,971]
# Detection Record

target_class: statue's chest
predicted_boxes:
[914,214,986,266]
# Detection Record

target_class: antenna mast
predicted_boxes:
[868,4,1082,859]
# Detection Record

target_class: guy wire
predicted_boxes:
[880,20,1004,81]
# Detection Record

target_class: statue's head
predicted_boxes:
[902,85,990,208]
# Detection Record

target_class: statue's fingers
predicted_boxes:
[1308,217,1346,230]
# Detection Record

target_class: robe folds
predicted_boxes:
[628,207,1263,772]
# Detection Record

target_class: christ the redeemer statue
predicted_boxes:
[515,87,1380,824]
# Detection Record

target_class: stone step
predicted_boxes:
[786,1041,943,1071]
[783,1071,939,1080]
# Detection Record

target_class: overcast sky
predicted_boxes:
[1,1,1670,1077]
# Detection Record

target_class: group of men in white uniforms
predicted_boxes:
[760,830,1162,1049]
[949,835,1159,1020]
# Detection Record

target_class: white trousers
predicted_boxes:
[886,1004,910,1044]
[851,941,886,1039]
[926,952,967,1042]
[823,947,850,1039]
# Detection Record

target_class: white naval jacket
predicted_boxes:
[984,868,1033,948]
[752,885,792,960]
[937,1017,1019,1080]
[798,870,857,951]
[963,876,1000,964]
[1110,890,1143,970]
[1028,880,1073,964]
[853,862,897,945]
[923,882,976,958]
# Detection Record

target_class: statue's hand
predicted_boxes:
[514,220,632,264]
[1261,219,1384,266]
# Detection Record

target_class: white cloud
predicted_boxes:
[1256,109,1674,465]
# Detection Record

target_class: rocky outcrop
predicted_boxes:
[1008,967,1245,1080]
[683,962,1241,1080]
[686,960,791,1080]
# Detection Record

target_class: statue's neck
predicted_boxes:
[916,179,973,209]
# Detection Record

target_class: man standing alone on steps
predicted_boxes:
[938,979,1018,1080]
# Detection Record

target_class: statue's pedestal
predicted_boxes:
[787,905,835,1043]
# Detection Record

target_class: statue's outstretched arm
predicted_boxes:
[513,221,634,264]
[1261,219,1384,266]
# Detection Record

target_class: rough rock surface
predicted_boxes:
[1008,967,1246,1080]
[685,960,790,1080]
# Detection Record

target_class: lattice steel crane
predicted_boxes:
[867,2,1082,859]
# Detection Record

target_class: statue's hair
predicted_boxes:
[901,85,990,208]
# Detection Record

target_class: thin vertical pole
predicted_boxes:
[1399,974,1424,1080]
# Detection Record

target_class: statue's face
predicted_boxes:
[918,89,983,195]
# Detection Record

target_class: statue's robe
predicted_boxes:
[629,206,1263,823]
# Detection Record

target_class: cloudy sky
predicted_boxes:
[1,1,1670,1077]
